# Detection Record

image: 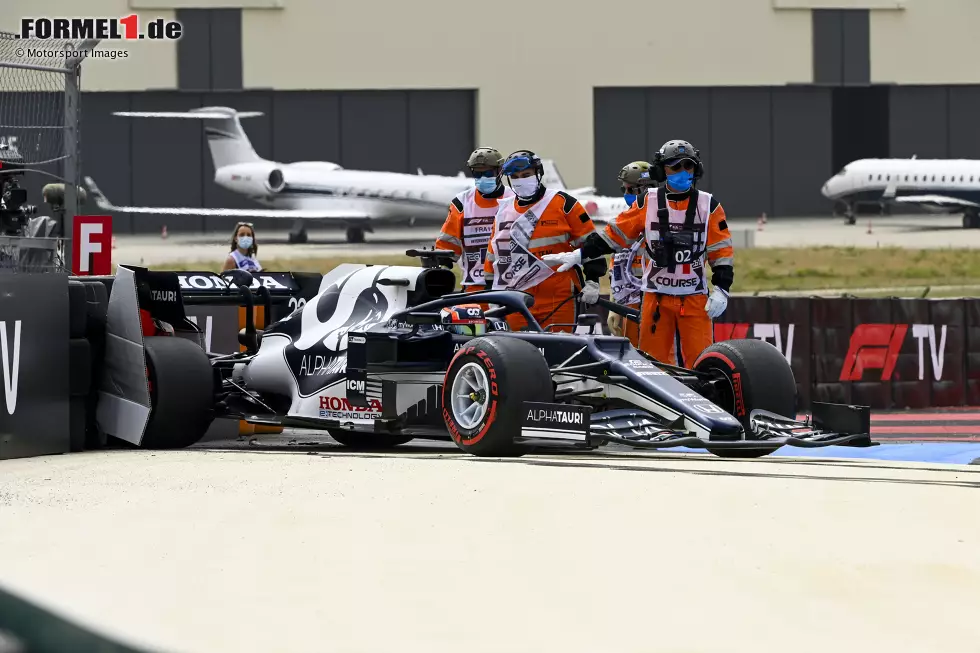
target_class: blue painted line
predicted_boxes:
[674,443,980,465]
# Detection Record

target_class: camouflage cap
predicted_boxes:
[467,147,504,169]
[618,161,654,186]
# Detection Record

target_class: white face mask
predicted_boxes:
[237,236,253,250]
[510,177,539,198]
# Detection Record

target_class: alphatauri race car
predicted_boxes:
[96,250,874,458]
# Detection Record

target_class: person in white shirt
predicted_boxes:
[222,221,262,272]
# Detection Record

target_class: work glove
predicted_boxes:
[706,287,729,319]
[580,280,600,305]
[541,249,582,273]
[607,311,623,336]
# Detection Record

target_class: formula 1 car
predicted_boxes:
[98,249,874,458]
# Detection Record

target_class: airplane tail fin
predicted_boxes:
[112,106,264,170]
[540,159,567,190]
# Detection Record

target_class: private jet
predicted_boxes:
[821,157,980,228]
[541,160,643,221]
[84,106,479,244]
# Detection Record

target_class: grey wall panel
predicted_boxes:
[209,9,243,91]
[841,9,870,85]
[407,90,474,177]
[339,92,409,173]
[79,92,133,234]
[708,88,772,218]
[271,91,341,164]
[646,88,712,186]
[593,88,648,197]
[813,9,843,85]
[129,92,205,234]
[772,86,833,217]
[948,86,980,159]
[201,91,273,233]
[889,86,948,159]
[176,9,211,91]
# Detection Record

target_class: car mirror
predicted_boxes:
[404,312,442,325]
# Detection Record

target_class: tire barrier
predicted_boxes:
[594,294,980,410]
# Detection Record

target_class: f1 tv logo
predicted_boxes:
[839,323,947,382]
[714,323,794,363]
[72,215,112,275]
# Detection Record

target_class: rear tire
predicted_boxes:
[327,432,414,449]
[693,339,797,459]
[141,336,216,449]
[442,335,553,457]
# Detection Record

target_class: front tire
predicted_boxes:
[693,339,797,459]
[442,336,553,457]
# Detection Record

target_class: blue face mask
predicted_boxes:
[666,170,693,192]
[623,193,637,207]
[474,176,498,194]
[237,235,253,250]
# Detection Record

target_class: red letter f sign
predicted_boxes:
[72,215,112,275]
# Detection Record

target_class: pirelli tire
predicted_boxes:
[328,432,414,449]
[442,335,554,457]
[141,336,216,449]
[692,338,797,459]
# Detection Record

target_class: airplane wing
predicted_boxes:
[83,176,371,220]
[892,194,980,210]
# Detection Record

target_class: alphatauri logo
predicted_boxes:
[0,320,21,415]
[527,408,584,425]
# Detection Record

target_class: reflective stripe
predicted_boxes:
[599,229,623,251]
[707,238,732,252]
[528,234,569,249]
[608,222,630,246]
[711,256,733,267]
[437,233,462,248]
[570,233,590,247]
[486,251,496,262]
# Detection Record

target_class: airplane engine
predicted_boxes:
[266,168,287,193]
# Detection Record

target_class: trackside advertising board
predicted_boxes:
[590,294,980,410]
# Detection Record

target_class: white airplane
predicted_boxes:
[84,106,479,244]
[540,160,647,222]
[821,157,980,229]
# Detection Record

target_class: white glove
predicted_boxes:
[541,249,582,273]
[580,280,600,305]
[706,287,729,319]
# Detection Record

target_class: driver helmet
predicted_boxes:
[440,304,488,336]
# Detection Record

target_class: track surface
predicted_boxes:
[1,438,979,653]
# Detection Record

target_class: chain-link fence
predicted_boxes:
[0,31,100,272]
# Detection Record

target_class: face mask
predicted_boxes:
[474,176,498,194]
[666,170,693,192]
[510,177,539,198]
[237,236,253,250]
[623,193,637,207]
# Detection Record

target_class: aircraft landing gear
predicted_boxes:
[345,224,372,244]
[963,210,980,229]
[288,220,308,244]
[836,201,856,225]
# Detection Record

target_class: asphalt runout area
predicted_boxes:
[1,414,979,653]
